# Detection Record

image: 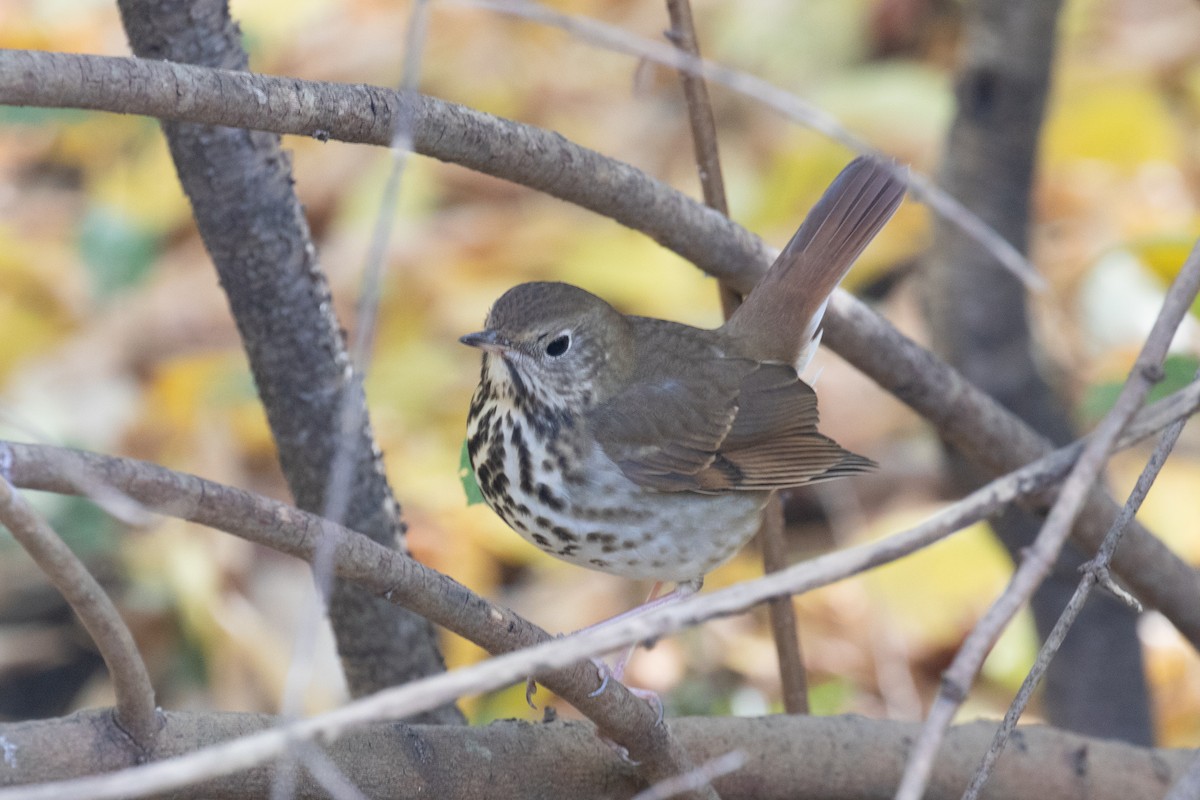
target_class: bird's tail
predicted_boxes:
[723,157,906,366]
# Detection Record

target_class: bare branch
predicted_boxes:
[0,709,1189,800]
[4,48,1189,644]
[664,0,729,218]
[661,0,806,713]
[463,0,1042,289]
[0,463,158,749]
[895,241,1200,800]
[963,372,1198,800]
[758,502,809,714]
[0,369,1196,797]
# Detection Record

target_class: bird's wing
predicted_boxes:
[586,321,744,490]
[588,320,873,493]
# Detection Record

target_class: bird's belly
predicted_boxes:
[473,423,768,582]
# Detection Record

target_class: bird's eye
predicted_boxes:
[545,334,571,357]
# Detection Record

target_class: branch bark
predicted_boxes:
[0,709,1187,800]
[111,2,456,713]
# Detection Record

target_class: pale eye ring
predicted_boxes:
[545,333,571,357]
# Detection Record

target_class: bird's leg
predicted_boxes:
[604,580,666,683]
[527,579,703,713]
[586,578,703,712]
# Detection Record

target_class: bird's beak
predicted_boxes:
[459,330,512,354]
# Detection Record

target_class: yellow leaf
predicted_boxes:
[1044,75,1182,168]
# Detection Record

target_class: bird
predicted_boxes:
[461,156,904,600]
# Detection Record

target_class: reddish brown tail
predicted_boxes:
[723,157,906,364]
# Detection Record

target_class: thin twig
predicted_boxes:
[0,462,158,749]
[664,0,728,218]
[632,750,747,800]
[665,0,740,317]
[662,0,807,713]
[758,501,808,713]
[462,0,1043,290]
[895,241,1200,800]
[961,372,1199,800]
[277,0,434,740]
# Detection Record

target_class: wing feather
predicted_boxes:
[587,320,872,494]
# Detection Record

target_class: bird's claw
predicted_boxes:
[587,660,664,726]
[587,658,611,698]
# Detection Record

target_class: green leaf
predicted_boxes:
[459,439,486,506]
[1080,353,1200,423]
[79,206,160,299]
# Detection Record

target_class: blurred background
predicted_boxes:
[1,0,1198,743]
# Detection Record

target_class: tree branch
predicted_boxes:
[897,239,1200,800]
[112,1,455,710]
[662,0,807,713]
[0,48,1197,643]
[0,710,1187,800]
[0,369,1195,793]
[0,477,158,748]
[964,369,1198,799]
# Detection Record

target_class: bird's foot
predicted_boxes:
[587,658,664,725]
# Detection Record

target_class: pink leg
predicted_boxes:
[528,579,702,717]
[585,578,702,718]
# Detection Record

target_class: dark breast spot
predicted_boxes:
[537,484,565,512]
[551,526,577,543]
[511,423,534,495]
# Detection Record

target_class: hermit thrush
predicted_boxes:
[462,157,904,591]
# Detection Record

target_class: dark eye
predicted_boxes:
[545,334,571,357]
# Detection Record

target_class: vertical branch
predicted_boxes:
[0,469,158,749]
[663,0,738,318]
[115,0,459,719]
[664,0,808,713]
[921,0,1151,742]
[756,503,808,712]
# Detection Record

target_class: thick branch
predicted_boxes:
[111,2,454,709]
[0,49,1197,646]
[0,710,1187,800]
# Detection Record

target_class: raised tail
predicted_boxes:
[723,157,906,365]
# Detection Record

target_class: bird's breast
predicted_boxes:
[467,387,767,582]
